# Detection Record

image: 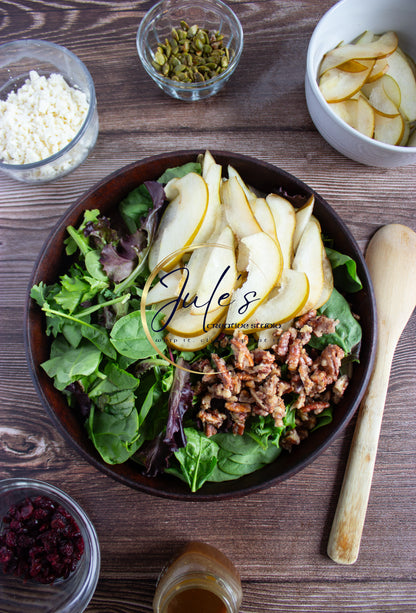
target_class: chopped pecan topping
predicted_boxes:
[192,311,350,449]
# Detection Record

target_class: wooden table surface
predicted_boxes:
[1,1,415,611]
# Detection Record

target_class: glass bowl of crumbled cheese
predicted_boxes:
[0,39,99,183]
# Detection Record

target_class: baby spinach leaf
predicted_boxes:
[307,288,362,354]
[88,362,139,398]
[82,324,117,359]
[41,338,102,391]
[207,432,281,482]
[87,405,142,464]
[84,249,109,282]
[167,428,219,492]
[110,309,165,359]
[311,407,333,431]
[325,247,363,293]
[157,162,201,185]
[62,321,83,348]
[96,389,136,417]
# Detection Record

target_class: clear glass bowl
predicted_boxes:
[136,0,243,101]
[0,39,99,183]
[0,478,100,613]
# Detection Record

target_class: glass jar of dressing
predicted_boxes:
[153,541,243,613]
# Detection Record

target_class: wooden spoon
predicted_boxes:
[327,223,416,565]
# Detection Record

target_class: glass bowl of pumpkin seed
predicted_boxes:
[136,0,244,101]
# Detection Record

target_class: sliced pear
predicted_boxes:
[385,48,416,121]
[330,95,375,137]
[292,219,325,314]
[201,149,217,176]
[227,165,257,205]
[266,194,296,268]
[362,75,401,117]
[407,129,416,147]
[148,172,208,272]
[183,209,228,300]
[293,195,314,252]
[165,302,227,337]
[367,57,389,82]
[314,249,334,309]
[353,30,376,45]
[189,226,237,315]
[165,323,223,352]
[146,269,185,305]
[373,110,405,145]
[338,59,373,73]
[319,62,374,102]
[225,232,283,328]
[354,94,376,137]
[251,198,278,242]
[192,162,222,245]
[245,269,309,329]
[221,176,262,240]
[398,120,411,146]
[319,31,398,76]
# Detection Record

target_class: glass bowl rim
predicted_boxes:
[0,477,100,611]
[0,39,97,171]
[136,0,244,91]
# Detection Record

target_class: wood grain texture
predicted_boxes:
[1,1,416,611]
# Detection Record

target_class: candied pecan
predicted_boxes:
[277,380,293,396]
[252,348,275,365]
[298,365,313,395]
[231,414,248,436]
[309,314,338,337]
[295,310,317,328]
[224,401,252,414]
[211,353,233,388]
[293,389,306,410]
[231,331,254,369]
[316,344,345,382]
[225,401,252,436]
[298,324,313,345]
[274,329,295,357]
[281,429,301,450]
[197,407,227,436]
[302,400,330,413]
[191,310,350,446]
[207,383,236,401]
[332,374,349,403]
[286,337,303,371]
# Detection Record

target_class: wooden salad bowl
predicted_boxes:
[25,150,377,500]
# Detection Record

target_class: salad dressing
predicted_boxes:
[153,542,242,613]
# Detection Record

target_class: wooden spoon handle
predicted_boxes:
[326,341,394,565]
[327,224,416,564]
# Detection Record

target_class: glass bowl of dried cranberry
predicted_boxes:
[0,478,100,613]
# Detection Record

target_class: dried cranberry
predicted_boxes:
[0,494,85,584]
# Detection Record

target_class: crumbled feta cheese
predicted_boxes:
[0,70,89,165]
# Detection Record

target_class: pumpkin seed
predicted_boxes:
[151,19,233,83]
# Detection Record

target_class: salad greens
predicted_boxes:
[31,161,363,492]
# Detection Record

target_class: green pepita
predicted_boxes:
[151,19,233,84]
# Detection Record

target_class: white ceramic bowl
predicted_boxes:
[305,0,416,167]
